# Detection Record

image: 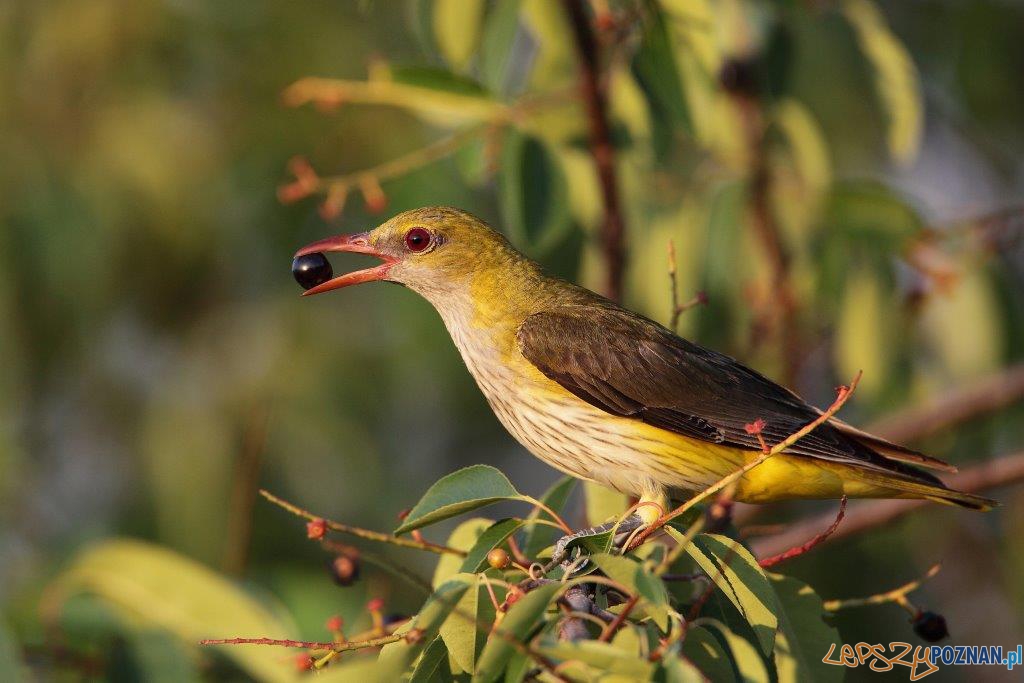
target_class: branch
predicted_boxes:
[259,489,466,556]
[866,363,1024,444]
[823,564,940,613]
[627,372,861,550]
[749,450,1024,558]
[564,0,627,302]
[198,634,401,651]
[757,496,846,568]
[667,240,707,332]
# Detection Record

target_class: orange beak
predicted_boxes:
[293,232,398,296]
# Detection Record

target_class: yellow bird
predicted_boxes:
[292,207,993,549]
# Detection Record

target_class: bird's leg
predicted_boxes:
[551,493,667,570]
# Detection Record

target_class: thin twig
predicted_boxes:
[667,240,707,332]
[626,372,861,551]
[259,489,465,556]
[598,595,640,642]
[198,634,401,651]
[823,564,940,612]
[565,0,627,302]
[757,496,846,568]
[749,450,1024,558]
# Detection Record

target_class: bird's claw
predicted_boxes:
[551,513,645,575]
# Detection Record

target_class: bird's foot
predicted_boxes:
[550,513,645,575]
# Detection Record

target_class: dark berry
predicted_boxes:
[719,57,761,97]
[292,253,332,290]
[327,554,360,586]
[912,611,949,642]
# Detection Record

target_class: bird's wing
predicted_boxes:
[516,305,945,482]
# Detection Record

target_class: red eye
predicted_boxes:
[404,227,431,252]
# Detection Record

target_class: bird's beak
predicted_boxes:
[294,232,398,296]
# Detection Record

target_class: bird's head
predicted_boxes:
[292,207,529,302]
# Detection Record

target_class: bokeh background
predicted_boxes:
[1,0,1022,680]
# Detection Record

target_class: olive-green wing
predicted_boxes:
[516,305,944,482]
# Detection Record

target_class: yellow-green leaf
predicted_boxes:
[433,0,486,71]
[44,539,296,683]
[433,518,493,588]
[835,264,891,398]
[843,0,922,164]
[397,465,520,535]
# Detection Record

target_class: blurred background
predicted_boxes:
[0,0,1022,680]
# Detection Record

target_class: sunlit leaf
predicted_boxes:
[538,638,655,677]
[433,518,493,588]
[920,264,1002,381]
[44,539,296,683]
[770,574,843,683]
[473,582,561,682]
[835,263,893,398]
[680,624,736,682]
[686,534,778,655]
[396,465,520,534]
[432,0,486,71]
[843,0,922,164]
[584,481,630,527]
[699,619,771,682]
[658,651,706,682]
[438,573,493,674]
[591,554,670,631]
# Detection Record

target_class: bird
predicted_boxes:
[292,206,994,552]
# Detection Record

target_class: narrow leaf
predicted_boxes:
[771,574,843,683]
[473,582,561,682]
[460,518,524,573]
[433,0,487,71]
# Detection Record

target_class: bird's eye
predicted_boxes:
[404,227,431,252]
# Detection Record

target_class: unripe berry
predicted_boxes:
[487,548,510,570]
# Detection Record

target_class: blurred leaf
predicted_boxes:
[473,582,561,682]
[686,534,778,655]
[389,65,490,96]
[770,98,832,237]
[396,465,520,534]
[843,0,922,164]
[460,518,523,573]
[0,620,23,683]
[591,554,670,631]
[499,130,571,255]
[920,264,1003,381]
[521,477,575,559]
[632,2,693,140]
[835,263,893,397]
[439,573,494,674]
[409,636,452,682]
[770,574,843,683]
[584,481,630,527]
[434,518,493,588]
[432,0,486,71]
[479,0,524,95]
[45,539,296,683]
[538,638,655,677]
[416,579,474,635]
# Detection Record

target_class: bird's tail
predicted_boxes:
[856,470,997,511]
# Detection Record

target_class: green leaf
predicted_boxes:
[686,534,779,656]
[434,518,493,588]
[389,65,490,97]
[409,636,452,683]
[538,639,655,678]
[439,573,496,674]
[843,0,922,164]
[479,0,524,95]
[499,130,571,255]
[396,465,520,535]
[680,625,736,683]
[771,574,843,683]
[632,2,692,138]
[460,518,523,573]
[658,652,706,682]
[521,477,575,559]
[416,578,474,636]
[45,539,295,683]
[590,554,670,631]
[433,0,486,71]
[473,582,562,682]
[699,619,771,683]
